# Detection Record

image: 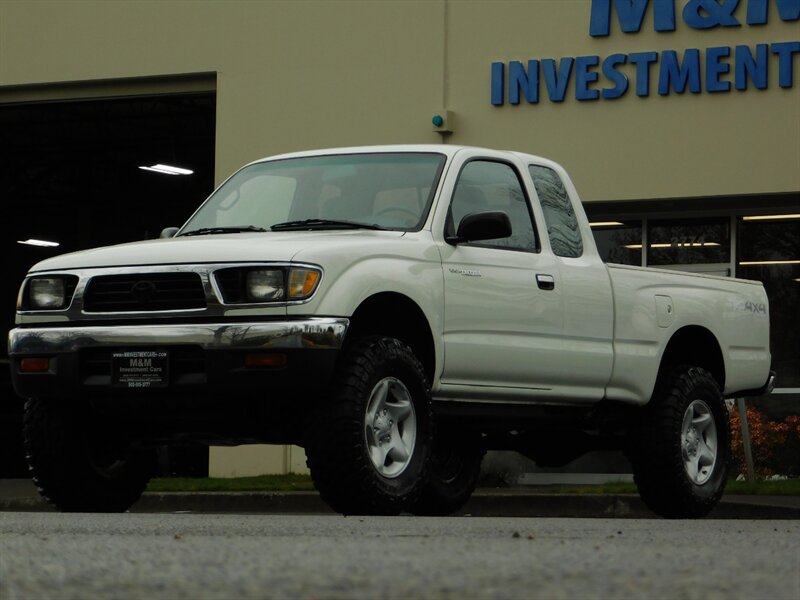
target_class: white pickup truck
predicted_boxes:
[10,145,774,518]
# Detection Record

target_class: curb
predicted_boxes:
[2,490,798,519]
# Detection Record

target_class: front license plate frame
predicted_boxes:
[111,350,169,388]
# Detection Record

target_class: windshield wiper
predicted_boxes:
[270,219,386,231]
[178,226,268,237]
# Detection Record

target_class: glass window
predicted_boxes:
[590,220,643,266]
[181,153,446,233]
[737,215,800,387]
[446,160,537,251]
[529,165,582,258]
[647,218,731,266]
[215,174,296,228]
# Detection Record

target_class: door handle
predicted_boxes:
[536,274,555,290]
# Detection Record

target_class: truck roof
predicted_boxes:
[247,145,551,166]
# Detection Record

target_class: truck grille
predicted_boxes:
[83,273,206,312]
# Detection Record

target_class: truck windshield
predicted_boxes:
[180,152,446,235]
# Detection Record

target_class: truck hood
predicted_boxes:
[28,230,406,272]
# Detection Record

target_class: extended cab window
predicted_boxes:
[529,165,583,258]
[447,160,537,251]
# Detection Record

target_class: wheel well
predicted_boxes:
[347,292,436,382]
[659,326,725,390]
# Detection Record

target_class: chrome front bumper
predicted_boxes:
[9,318,350,399]
[9,318,349,355]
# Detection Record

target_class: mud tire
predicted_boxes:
[23,397,152,512]
[305,336,433,515]
[410,428,484,516]
[630,366,730,519]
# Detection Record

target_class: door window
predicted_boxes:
[446,160,537,252]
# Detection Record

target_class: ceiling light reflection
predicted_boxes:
[739,260,800,266]
[742,214,800,221]
[139,164,194,175]
[18,239,60,247]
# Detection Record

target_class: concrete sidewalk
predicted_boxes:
[2,479,798,518]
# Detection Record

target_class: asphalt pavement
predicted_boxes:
[1,478,798,518]
[3,512,799,599]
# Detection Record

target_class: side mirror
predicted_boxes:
[160,227,180,239]
[447,211,511,245]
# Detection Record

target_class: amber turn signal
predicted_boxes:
[288,268,321,300]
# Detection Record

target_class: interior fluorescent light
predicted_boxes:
[739,260,800,266]
[589,221,624,227]
[18,239,60,247]
[742,214,800,221]
[139,163,193,176]
[624,242,720,249]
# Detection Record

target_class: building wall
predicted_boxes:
[2,0,798,477]
[2,0,797,201]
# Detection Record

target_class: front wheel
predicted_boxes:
[305,336,433,515]
[629,366,730,519]
[23,397,153,512]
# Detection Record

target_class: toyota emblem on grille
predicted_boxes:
[131,280,157,303]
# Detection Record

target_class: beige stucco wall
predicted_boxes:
[0,0,446,182]
[1,0,797,201]
[209,445,308,477]
[1,0,798,476]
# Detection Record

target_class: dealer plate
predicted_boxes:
[111,350,169,388]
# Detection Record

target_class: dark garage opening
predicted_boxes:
[0,91,216,476]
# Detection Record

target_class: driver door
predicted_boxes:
[437,157,565,399]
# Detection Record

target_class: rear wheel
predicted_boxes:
[305,336,433,515]
[410,428,484,516]
[23,397,153,512]
[629,366,730,518]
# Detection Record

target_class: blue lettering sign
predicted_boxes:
[683,0,741,30]
[590,0,676,36]
[706,46,733,92]
[735,44,769,89]
[509,60,539,104]
[747,0,800,25]
[658,49,702,94]
[629,51,660,96]
[575,56,601,100]
[772,41,800,87]
[601,54,630,98]
[590,0,799,35]
[542,58,575,103]
[491,62,504,105]
[491,1,799,106]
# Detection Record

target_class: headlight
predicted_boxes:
[246,269,285,302]
[21,276,78,310]
[215,265,322,304]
